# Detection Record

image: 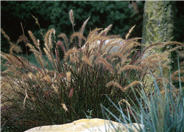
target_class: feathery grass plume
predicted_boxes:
[127,37,142,42]
[125,25,135,40]
[64,47,79,61]
[28,30,40,49]
[44,28,55,50]
[118,59,132,70]
[118,99,131,107]
[107,35,121,39]
[119,41,140,55]
[118,65,142,74]
[9,44,22,54]
[69,9,75,34]
[162,41,184,47]
[51,84,59,94]
[69,9,75,27]
[142,42,163,54]
[66,72,71,87]
[155,77,177,90]
[32,15,40,28]
[82,36,110,55]
[85,28,102,42]
[41,74,52,83]
[1,52,25,68]
[96,40,105,55]
[139,53,169,70]
[122,81,142,92]
[109,51,128,65]
[99,24,113,36]
[95,56,114,73]
[16,34,29,45]
[26,43,40,54]
[171,70,184,78]
[43,47,55,69]
[167,46,183,53]
[106,81,124,92]
[1,28,11,41]
[16,23,29,44]
[57,33,69,50]
[1,28,22,54]
[48,28,55,49]
[118,98,136,118]
[26,43,45,71]
[1,28,17,52]
[23,88,29,109]
[55,43,63,72]
[61,103,68,112]
[70,32,86,47]
[56,40,66,54]
[69,54,80,64]
[109,52,123,59]
[32,15,45,38]
[82,55,92,67]
[1,53,38,75]
[172,70,184,82]
[34,53,45,71]
[80,16,90,35]
[68,88,74,98]
[27,72,35,80]
[142,41,184,54]
[43,28,58,70]
[1,53,19,67]
[86,36,110,49]
[43,48,52,62]
[83,29,110,52]
[117,43,140,61]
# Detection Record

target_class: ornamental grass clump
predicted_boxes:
[101,61,184,132]
[1,9,184,131]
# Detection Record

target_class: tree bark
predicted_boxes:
[141,1,175,88]
[142,1,175,46]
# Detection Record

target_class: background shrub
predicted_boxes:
[1,1,144,53]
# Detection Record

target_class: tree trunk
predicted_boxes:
[142,1,175,46]
[141,1,175,88]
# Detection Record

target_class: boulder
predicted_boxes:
[25,118,144,132]
[81,38,125,54]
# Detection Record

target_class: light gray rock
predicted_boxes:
[25,118,144,132]
[81,38,125,54]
